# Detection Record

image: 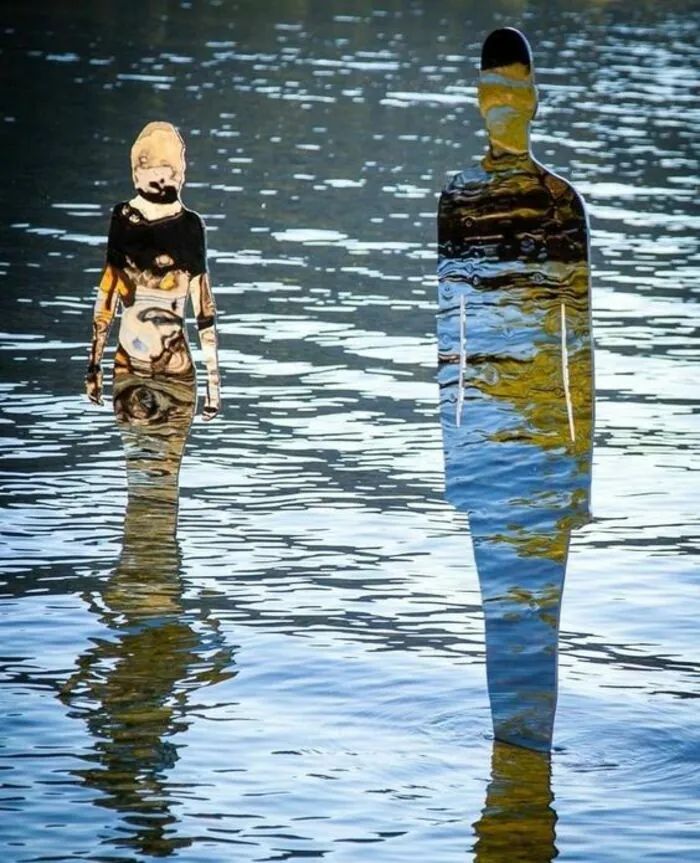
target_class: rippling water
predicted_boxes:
[1,1,698,860]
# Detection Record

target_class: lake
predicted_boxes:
[0,0,698,860]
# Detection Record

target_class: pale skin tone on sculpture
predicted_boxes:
[86,129,220,421]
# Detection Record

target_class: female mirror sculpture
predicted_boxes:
[85,122,220,526]
[437,29,594,751]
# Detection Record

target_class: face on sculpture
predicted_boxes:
[478,28,537,153]
[130,122,186,199]
[133,164,181,197]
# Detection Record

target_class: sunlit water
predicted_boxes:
[0,1,698,861]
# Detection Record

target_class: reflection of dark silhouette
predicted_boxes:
[60,490,235,857]
[437,29,594,751]
[473,741,557,863]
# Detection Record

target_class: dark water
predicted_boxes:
[1,1,699,860]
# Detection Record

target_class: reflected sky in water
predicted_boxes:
[0,1,698,861]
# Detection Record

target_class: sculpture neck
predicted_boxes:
[482,145,536,174]
[491,129,530,156]
[481,108,535,170]
[129,193,183,222]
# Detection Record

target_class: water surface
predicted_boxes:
[1,1,698,860]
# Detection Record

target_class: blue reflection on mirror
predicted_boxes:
[437,27,594,752]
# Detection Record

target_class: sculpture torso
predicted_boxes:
[437,156,594,527]
[105,202,207,380]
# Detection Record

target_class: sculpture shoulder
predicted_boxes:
[110,201,132,226]
[540,167,588,217]
[438,167,491,226]
[441,165,490,197]
[181,206,205,229]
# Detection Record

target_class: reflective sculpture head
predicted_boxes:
[478,28,537,156]
[130,121,186,201]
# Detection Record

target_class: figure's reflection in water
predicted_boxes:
[473,742,557,863]
[61,425,235,856]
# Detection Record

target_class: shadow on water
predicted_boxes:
[473,742,557,863]
[59,487,236,856]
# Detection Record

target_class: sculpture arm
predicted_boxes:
[190,272,221,421]
[561,192,595,526]
[85,264,121,405]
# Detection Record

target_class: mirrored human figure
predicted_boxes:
[59,495,235,856]
[472,742,557,863]
[85,121,221,524]
[437,29,594,751]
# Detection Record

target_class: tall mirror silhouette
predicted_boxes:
[60,498,236,856]
[85,120,221,526]
[472,742,557,863]
[437,28,594,751]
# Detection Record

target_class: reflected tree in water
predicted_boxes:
[59,496,236,856]
[437,28,594,751]
[473,742,557,863]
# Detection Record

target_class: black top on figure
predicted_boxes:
[107,203,207,278]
